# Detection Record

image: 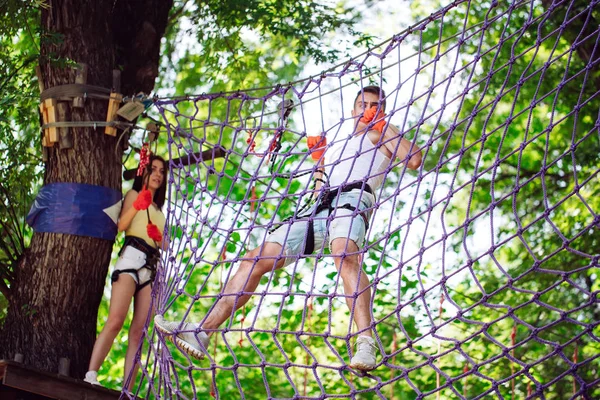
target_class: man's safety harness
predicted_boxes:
[275,181,374,255]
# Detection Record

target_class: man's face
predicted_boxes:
[352,91,382,117]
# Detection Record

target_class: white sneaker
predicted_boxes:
[154,315,209,360]
[84,370,101,385]
[349,336,378,371]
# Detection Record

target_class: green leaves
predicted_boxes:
[408,1,600,398]
[0,2,42,309]
[160,0,366,96]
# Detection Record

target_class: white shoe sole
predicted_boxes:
[349,361,376,371]
[155,322,205,360]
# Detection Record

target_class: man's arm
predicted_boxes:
[307,135,327,197]
[381,124,422,170]
[356,116,423,170]
[312,159,325,199]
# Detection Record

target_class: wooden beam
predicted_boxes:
[0,360,120,400]
[122,146,227,180]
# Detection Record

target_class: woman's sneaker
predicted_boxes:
[84,370,101,385]
[154,315,209,360]
[349,336,378,371]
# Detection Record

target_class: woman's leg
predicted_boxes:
[123,284,153,391]
[88,275,136,372]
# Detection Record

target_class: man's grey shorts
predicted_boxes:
[266,189,375,266]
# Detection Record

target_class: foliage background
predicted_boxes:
[1,0,599,399]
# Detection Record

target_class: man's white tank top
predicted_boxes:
[324,133,392,190]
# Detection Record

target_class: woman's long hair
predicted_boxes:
[132,155,168,209]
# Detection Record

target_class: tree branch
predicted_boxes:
[541,0,600,89]
[0,55,37,93]
[167,0,190,26]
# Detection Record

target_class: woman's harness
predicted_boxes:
[111,236,160,293]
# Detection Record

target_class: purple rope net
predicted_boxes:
[129,1,600,398]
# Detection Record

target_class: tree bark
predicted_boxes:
[0,0,172,379]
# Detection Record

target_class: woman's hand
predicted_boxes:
[133,187,152,210]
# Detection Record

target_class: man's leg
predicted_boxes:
[330,238,372,336]
[155,241,286,359]
[202,242,285,331]
[330,237,378,371]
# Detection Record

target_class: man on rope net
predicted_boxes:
[155,85,423,371]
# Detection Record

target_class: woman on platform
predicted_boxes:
[84,155,167,390]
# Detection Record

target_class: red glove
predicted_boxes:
[133,187,152,210]
[147,223,163,242]
[307,135,327,161]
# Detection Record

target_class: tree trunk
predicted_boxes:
[541,0,600,86]
[0,0,172,379]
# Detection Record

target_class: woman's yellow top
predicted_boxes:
[125,204,166,247]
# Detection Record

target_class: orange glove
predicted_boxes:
[360,106,380,124]
[147,223,163,242]
[307,135,327,161]
[360,106,387,133]
[133,187,152,210]
[372,117,387,133]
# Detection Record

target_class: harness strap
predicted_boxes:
[301,182,374,255]
[303,220,316,256]
[113,236,160,293]
[111,265,155,294]
[112,268,139,283]
[119,236,159,257]
[337,203,370,231]
[136,278,153,292]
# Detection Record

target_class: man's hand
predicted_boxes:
[360,106,387,133]
[360,106,380,124]
[371,117,387,133]
[307,135,327,161]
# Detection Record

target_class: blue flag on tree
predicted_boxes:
[26,183,122,241]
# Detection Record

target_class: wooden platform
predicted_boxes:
[0,360,121,400]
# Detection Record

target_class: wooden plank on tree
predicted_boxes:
[0,360,121,400]
[39,102,51,147]
[43,133,52,148]
[44,98,58,143]
[105,92,123,136]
